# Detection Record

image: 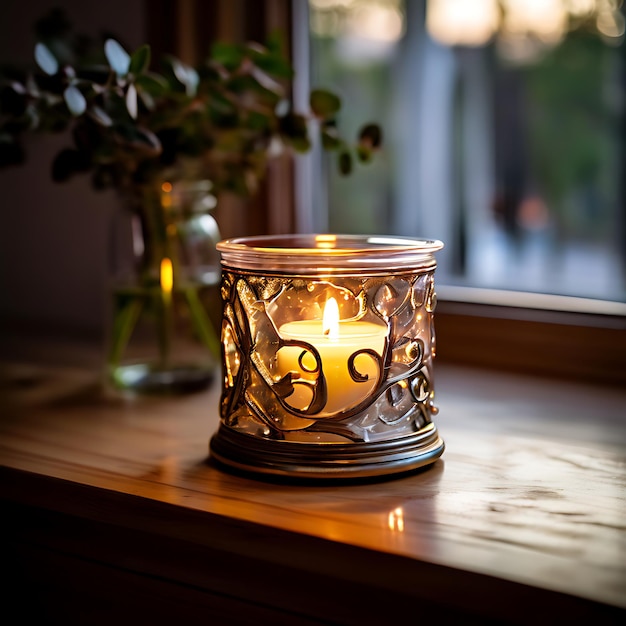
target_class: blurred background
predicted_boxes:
[0,0,145,341]
[307,0,626,304]
[0,0,624,381]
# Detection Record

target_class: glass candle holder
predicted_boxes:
[209,234,445,479]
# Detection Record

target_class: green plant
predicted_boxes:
[0,11,383,392]
[0,9,381,199]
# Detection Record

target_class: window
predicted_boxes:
[297,0,626,384]
[303,0,626,309]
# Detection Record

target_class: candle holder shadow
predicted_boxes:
[209,234,445,480]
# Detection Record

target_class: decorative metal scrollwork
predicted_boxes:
[219,271,439,443]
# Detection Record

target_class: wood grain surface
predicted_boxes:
[0,361,624,624]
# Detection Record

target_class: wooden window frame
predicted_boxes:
[435,297,626,386]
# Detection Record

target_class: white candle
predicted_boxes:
[277,298,387,415]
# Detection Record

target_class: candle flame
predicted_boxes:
[160,257,173,294]
[322,297,339,339]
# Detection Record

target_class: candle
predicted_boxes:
[277,297,387,415]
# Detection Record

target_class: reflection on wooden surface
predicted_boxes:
[0,361,624,623]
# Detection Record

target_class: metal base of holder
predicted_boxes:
[209,422,444,480]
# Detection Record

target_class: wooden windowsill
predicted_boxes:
[435,300,626,386]
[0,359,624,624]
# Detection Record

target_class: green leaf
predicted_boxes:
[358,123,382,149]
[310,89,341,118]
[249,43,293,80]
[129,44,151,75]
[137,88,155,111]
[115,125,161,155]
[184,67,199,97]
[338,151,352,175]
[224,74,282,112]
[207,93,238,126]
[265,30,286,57]
[171,59,199,96]
[104,39,130,76]
[279,112,311,152]
[24,104,40,130]
[34,42,59,76]
[135,127,161,153]
[33,102,68,132]
[356,145,372,163]
[292,137,312,153]
[245,111,270,131]
[25,75,40,97]
[250,66,284,96]
[135,72,168,96]
[275,99,289,117]
[210,42,244,70]
[88,105,113,127]
[125,83,138,119]
[321,126,340,150]
[63,85,87,116]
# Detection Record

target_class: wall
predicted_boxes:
[0,0,145,340]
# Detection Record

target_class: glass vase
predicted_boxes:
[107,180,221,393]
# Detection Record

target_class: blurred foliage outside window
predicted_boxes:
[308,0,626,303]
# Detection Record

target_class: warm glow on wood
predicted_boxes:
[388,507,405,532]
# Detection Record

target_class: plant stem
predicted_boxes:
[108,295,143,369]
[185,285,221,360]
